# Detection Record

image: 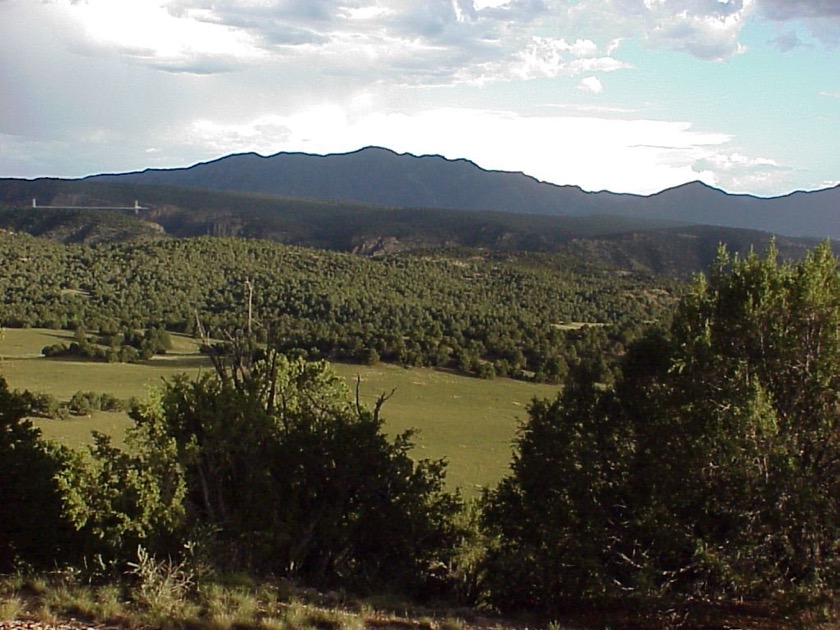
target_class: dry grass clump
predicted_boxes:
[0,595,25,621]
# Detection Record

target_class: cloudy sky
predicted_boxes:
[1,0,838,195]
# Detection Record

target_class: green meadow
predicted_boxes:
[0,328,559,493]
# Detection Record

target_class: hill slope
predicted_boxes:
[0,177,673,249]
[0,207,164,244]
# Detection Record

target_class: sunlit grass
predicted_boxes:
[0,328,558,494]
[0,328,212,399]
[332,361,557,493]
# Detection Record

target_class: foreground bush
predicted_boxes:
[0,378,81,570]
[482,243,840,618]
[58,344,462,596]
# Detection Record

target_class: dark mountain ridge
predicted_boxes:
[0,178,832,277]
[82,146,840,240]
[89,147,606,216]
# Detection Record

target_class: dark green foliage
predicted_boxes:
[67,391,127,415]
[57,427,187,561]
[121,326,173,359]
[58,346,462,595]
[14,388,125,420]
[41,326,172,363]
[17,390,65,419]
[68,391,99,416]
[42,342,71,357]
[41,328,109,360]
[658,243,840,604]
[0,231,673,381]
[0,377,79,569]
[481,360,630,614]
[155,350,461,593]
[0,206,165,245]
[482,243,840,616]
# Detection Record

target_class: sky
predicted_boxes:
[1,0,838,196]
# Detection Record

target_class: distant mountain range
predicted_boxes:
[0,146,837,276]
[81,146,840,240]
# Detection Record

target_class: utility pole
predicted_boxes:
[245,279,253,336]
[194,309,208,345]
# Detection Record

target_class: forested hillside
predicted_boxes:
[0,231,674,381]
[0,207,165,244]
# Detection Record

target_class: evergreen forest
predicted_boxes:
[0,232,675,382]
[0,225,838,629]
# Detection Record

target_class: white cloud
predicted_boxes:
[646,5,752,59]
[27,1,626,86]
[692,151,789,193]
[183,116,293,155]
[487,36,630,82]
[756,0,840,47]
[165,106,776,194]
[20,0,840,84]
[49,0,261,73]
[568,0,756,60]
[23,0,597,87]
[578,76,603,93]
[29,0,839,88]
[562,0,840,58]
[0,79,803,195]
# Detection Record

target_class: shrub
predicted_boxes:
[56,347,462,596]
[68,391,100,416]
[0,377,81,570]
[482,243,840,617]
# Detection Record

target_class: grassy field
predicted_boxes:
[0,328,559,493]
[332,361,559,493]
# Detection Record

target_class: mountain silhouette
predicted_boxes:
[85,147,840,240]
